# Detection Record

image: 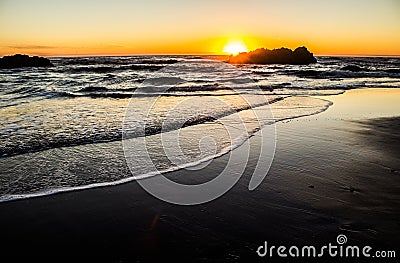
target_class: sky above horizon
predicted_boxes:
[0,0,399,56]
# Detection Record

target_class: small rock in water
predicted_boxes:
[0,54,53,69]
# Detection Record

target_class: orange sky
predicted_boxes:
[1,0,399,56]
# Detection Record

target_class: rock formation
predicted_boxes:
[228,46,317,65]
[0,54,53,69]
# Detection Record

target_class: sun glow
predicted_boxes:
[223,40,248,55]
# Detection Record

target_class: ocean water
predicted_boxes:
[0,56,399,201]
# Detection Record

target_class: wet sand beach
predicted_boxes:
[0,88,399,262]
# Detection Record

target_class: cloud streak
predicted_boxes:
[7,45,57,50]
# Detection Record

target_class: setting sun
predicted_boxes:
[223,41,248,55]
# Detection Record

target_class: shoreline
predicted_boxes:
[0,88,399,262]
[0,94,330,203]
[2,88,397,204]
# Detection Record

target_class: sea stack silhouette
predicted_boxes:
[0,54,53,69]
[228,46,317,65]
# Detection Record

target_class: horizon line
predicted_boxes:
[2,52,400,58]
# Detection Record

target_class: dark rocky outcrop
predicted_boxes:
[228,46,317,65]
[0,54,53,69]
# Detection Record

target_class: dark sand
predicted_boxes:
[0,89,399,262]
